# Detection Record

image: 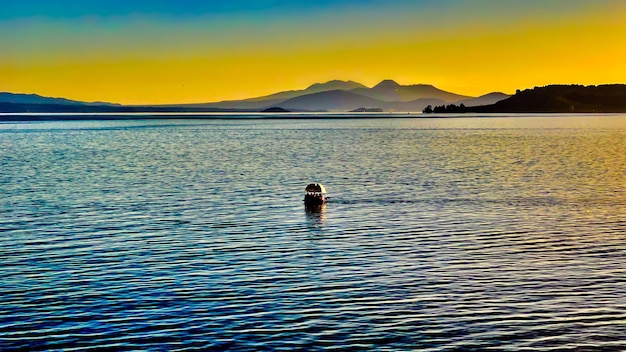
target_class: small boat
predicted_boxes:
[304,183,328,206]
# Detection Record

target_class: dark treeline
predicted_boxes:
[471,84,626,113]
[422,84,626,114]
[422,103,466,113]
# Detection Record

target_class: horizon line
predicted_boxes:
[3,80,625,106]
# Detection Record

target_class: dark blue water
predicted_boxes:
[1,115,625,351]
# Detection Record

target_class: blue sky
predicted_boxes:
[2,0,585,19]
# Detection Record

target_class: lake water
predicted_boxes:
[1,115,625,351]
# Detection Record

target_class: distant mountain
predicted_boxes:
[382,98,448,112]
[1,80,489,113]
[257,79,484,112]
[182,80,367,110]
[350,107,384,112]
[163,98,286,110]
[469,85,626,113]
[455,92,510,107]
[178,79,472,111]
[0,92,119,106]
[277,90,385,112]
[273,91,453,112]
[350,80,403,101]
[0,102,123,114]
[4,83,625,115]
[0,102,250,114]
[305,80,367,93]
[18,82,624,115]
[351,80,471,103]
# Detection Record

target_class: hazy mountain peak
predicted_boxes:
[0,92,119,106]
[305,80,367,92]
[277,89,384,112]
[455,92,510,107]
[373,80,401,89]
[407,83,435,88]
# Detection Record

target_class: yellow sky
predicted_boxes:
[2,1,625,104]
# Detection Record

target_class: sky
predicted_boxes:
[2,0,626,104]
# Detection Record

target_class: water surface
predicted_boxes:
[1,115,625,351]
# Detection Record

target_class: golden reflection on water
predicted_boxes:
[2,117,626,351]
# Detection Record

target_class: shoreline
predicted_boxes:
[1,112,624,122]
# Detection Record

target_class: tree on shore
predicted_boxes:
[423,103,466,113]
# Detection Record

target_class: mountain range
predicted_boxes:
[170,79,508,112]
[0,92,120,107]
[0,80,509,113]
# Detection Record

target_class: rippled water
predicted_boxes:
[1,115,626,351]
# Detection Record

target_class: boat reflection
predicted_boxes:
[304,203,326,227]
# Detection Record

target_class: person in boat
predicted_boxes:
[304,183,327,205]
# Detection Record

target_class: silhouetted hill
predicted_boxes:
[183,80,367,110]
[277,90,385,112]
[351,80,402,101]
[11,83,624,115]
[274,90,450,112]
[0,102,249,114]
[350,107,384,112]
[455,92,510,107]
[261,107,290,113]
[305,80,367,93]
[0,92,119,106]
[0,80,481,113]
[382,98,447,112]
[469,85,626,113]
[374,79,401,89]
[156,98,286,111]
[351,80,471,103]
[0,102,123,113]
[401,84,471,103]
[192,79,474,110]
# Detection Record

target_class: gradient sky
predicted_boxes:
[2,0,626,104]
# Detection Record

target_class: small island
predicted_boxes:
[350,107,384,112]
[261,107,291,113]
